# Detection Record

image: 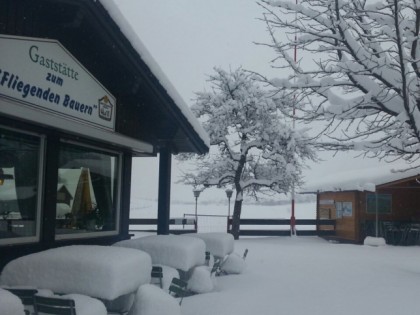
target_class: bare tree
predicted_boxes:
[259,0,420,167]
[178,67,315,239]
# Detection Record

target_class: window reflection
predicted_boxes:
[0,127,41,242]
[56,142,119,236]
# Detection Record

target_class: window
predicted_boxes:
[366,194,392,214]
[0,127,43,244]
[335,201,353,218]
[55,141,120,239]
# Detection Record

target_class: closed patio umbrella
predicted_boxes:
[71,168,93,226]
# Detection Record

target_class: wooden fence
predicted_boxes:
[228,218,336,236]
[129,217,336,237]
[129,218,197,234]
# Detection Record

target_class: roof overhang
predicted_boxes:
[2,0,209,155]
[95,0,210,154]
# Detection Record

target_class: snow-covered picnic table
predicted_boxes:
[0,245,152,300]
[113,235,206,272]
[185,232,234,259]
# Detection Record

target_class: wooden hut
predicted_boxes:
[311,168,420,244]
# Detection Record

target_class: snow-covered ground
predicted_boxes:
[128,200,420,315]
[181,236,420,315]
[3,231,419,315]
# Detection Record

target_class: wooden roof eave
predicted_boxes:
[376,174,420,190]
[86,0,209,155]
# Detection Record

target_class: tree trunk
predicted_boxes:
[230,198,243,240]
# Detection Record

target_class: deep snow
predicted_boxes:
[2,235,419,315]
[180,236,420,315]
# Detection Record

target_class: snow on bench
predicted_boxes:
[0,245,152,300]
[129,284,181,315]
[185,232,234,259]
[36,293,108,315]
[0,288,25,315]
[114,235,206,272]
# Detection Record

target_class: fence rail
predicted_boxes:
[129,217,336,237]
[228,218,336,236]
[129,218,197,234]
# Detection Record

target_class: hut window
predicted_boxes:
[366,194,392,214]
[335,201,353,218]
[0,126,44,245]
[55,141,120,239]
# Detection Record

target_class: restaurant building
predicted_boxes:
[313,169,420,244]
[0,0,209,269]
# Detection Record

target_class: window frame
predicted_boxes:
[0,125,45,246]
[54,139,122,241]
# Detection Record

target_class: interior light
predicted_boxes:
[0,168,14,186]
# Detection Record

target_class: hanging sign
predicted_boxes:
[0,34,116,130]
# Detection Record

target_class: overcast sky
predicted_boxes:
[115,0,276,101]
[113,0,406,204]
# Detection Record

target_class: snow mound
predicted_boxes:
[0,245,152,300]
[364,236,387,247]
[0,288,25,315]
[186,233,234,258]
[161,266,180,291]
[128,284,181,315]
[207,253,215,269]
[188,266,214,294]
[114,235,206,271]
[150,265,179,291]
[221,253,246,274]
[101,293,135,314]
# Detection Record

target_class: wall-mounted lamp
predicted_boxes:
[0,168,14,186]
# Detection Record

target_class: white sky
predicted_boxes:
[115,0,276,102]
[115,1,412,204]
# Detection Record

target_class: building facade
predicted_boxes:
[316,175,420,243]
[0,0,209,268]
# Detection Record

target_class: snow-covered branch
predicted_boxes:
[259,0,420,164]
[178,67,316,238]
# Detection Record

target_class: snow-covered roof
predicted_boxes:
[99,0,210,149]
[302,164,420,193]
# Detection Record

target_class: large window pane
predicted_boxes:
[0,127,42,243]
[366,194,392,214]
[55,142,120,238]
